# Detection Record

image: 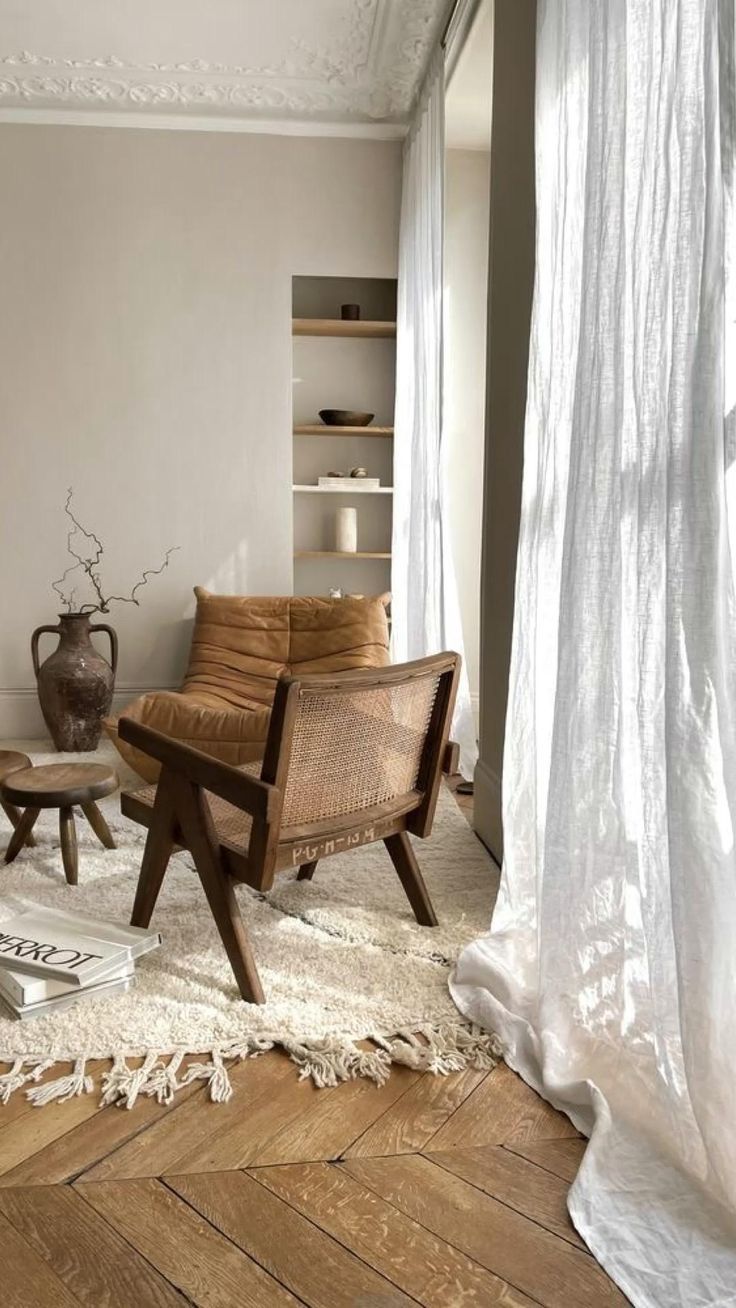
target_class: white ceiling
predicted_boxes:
[446,0,493,151]
[0,0,449,134]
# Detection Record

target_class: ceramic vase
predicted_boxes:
[31,613,118,751]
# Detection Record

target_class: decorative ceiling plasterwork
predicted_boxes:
[0,0,446,128]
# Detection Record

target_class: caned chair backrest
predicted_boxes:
[255,654,460,872]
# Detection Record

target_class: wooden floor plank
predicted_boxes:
[81,1051,295,1182]
[168,1167,415,1307]
[344,1065,488,1158]
[504,1138,587,1184]
[0,1078,205,1187]
[0,1183,186,1306]
[75,1176,299,1307]
[425,1144,585,1249]
[426,1063,579,1152]
[0,1207,81,1308]
[249,1063,419,1166]
[165,1055,323,1173]
[342,1154,628,1308]
[0,1078,108,1178]
[254,1159,539,1308]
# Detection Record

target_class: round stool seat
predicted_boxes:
[1,763,118,808]
[0,751,32,784]
[1,763,119,885]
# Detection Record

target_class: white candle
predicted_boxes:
[335,507,358,553]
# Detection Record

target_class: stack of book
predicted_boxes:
[0,905,161,1021]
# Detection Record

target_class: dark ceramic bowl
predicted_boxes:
[319,409,375,427]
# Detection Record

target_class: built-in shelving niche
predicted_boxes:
[292,275,396,598]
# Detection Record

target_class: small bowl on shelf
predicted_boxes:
[319,409,375,427]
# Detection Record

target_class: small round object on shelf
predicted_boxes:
[350,467,368,478]
[341,304,361,320]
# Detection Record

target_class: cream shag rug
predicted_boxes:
[0,744,501,1108]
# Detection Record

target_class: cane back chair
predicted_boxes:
[119,652,460,1003]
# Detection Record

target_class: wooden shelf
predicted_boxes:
[294,424,394,437]
[294,551,392,560]
[293,318,396,339]
[293,485,393,495]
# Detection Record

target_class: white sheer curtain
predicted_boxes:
[392,48,478,778]
[451,3,736,1305]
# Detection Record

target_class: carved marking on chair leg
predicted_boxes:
[384,831,438,927]
[176,778,266,1005]
[130,770,178,928]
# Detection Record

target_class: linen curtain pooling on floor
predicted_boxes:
[391,47,478,779]
[451,2,736,1305]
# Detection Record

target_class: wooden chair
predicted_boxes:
[119,653,460,1003]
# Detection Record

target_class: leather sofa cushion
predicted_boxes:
[106,591,390,781]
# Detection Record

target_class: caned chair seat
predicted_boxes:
[128,778,255,855]
[119,654,460,1003]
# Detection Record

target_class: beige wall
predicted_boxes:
[444,147,491,721]
[0,125,401,736]
[474,0,536,859]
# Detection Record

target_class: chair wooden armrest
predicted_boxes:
[118,717,278,821]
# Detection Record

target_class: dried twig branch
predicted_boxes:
[84,547,180,612]
[50,488,178,617]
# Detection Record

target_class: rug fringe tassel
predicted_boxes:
[281,1037,393,1088]
[100,1050,160,1110]
[377,1022,504,1075]
[141,1051,186,1105]
[26,1057,93,1106]
[0,1057,55,1105]
[5,1022,503,1109]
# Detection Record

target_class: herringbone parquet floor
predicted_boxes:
[0,785,628,1307]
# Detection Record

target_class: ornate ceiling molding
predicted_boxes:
[0,0,446,128]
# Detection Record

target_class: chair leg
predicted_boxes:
[130,771,178,929]
[5,808,40,864]
[1,799,36,847]
[384,831,438,927]
[175,778,265,1005]
[297,860,318,881]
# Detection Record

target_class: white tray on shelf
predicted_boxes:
[317,477,380,491]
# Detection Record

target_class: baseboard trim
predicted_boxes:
[473,757,503,864]
[0,686,175,740]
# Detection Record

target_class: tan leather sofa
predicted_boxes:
[105,587,390,782]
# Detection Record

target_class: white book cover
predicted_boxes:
[0,957,135,1008]
[0,971,136,1022]
[0,905,160,988]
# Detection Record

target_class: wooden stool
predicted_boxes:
[0,751,37,849]
[1,763,118,885]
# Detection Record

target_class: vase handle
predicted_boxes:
[31,624,61,679]
[90,624,119,676]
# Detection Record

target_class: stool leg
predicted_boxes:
[59,807,78,886]
[81,801,116,850]
[5,808,40,864]
[1,800,36,848]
